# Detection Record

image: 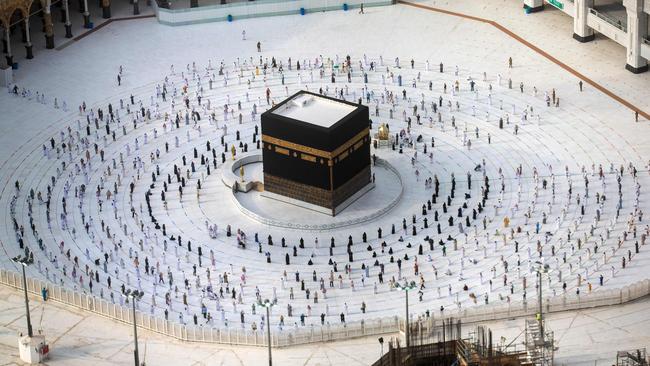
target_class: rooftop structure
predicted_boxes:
[271,92,357,128]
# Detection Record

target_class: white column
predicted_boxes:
[64,0,73,38]
[44,2,55,49]
[64,0,71,26]
[4,27,12,67]
[25,19,30,44]
[524,0,544,12]
[24,17,33,59]
[624,0,648,73]
[573,0,595,42]
[5,28,11,56]
[82,0,91,28]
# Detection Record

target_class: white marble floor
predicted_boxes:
[1,284,649,365]
[1,0,650,364]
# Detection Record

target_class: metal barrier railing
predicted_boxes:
[1,268,649,347]
[589,8,627,32]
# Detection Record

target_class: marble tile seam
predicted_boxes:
[397,0,650,121]
[56,14,156,51]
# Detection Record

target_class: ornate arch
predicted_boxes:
[0,0,30,25]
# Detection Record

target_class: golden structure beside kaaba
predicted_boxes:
[377,123,390,140]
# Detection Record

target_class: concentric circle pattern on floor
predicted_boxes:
[2,50,648,334]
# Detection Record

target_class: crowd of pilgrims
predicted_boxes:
[6,52,649,332]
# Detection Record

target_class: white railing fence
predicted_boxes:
[1,269,649,347]
[589,8,627,32]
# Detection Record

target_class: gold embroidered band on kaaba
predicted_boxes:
[262,128,369,160]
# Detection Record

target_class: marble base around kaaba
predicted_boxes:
[261,182,375,216]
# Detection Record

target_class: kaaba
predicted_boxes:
[261,91,372,215]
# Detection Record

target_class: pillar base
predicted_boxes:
[190,0,198,7]
[6,55,13,67]
[523,4,544,12]
[45,34,55,49]
[102,6,111,19]
[65,24,73,38]
[573,33,595,42]
[25,44,33,59]
[83,14,91,28]
[18,335,47,364]
[625,63,648,74]
[133,2,140,15]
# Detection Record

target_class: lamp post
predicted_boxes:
[534,261,550,341]
[258,299,274,366]
[126,289,144,366]
[395,281,416,348]
[11,256,34,337]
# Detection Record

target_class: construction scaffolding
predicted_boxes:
[523,319,555,366]
[617,348,648,366]
[373,319,533,366]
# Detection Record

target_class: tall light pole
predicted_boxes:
[534,261,550,342]
[126,289,144,366]
[396,281,416,348]
[258,299,274,366]
[12,256,34,337]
